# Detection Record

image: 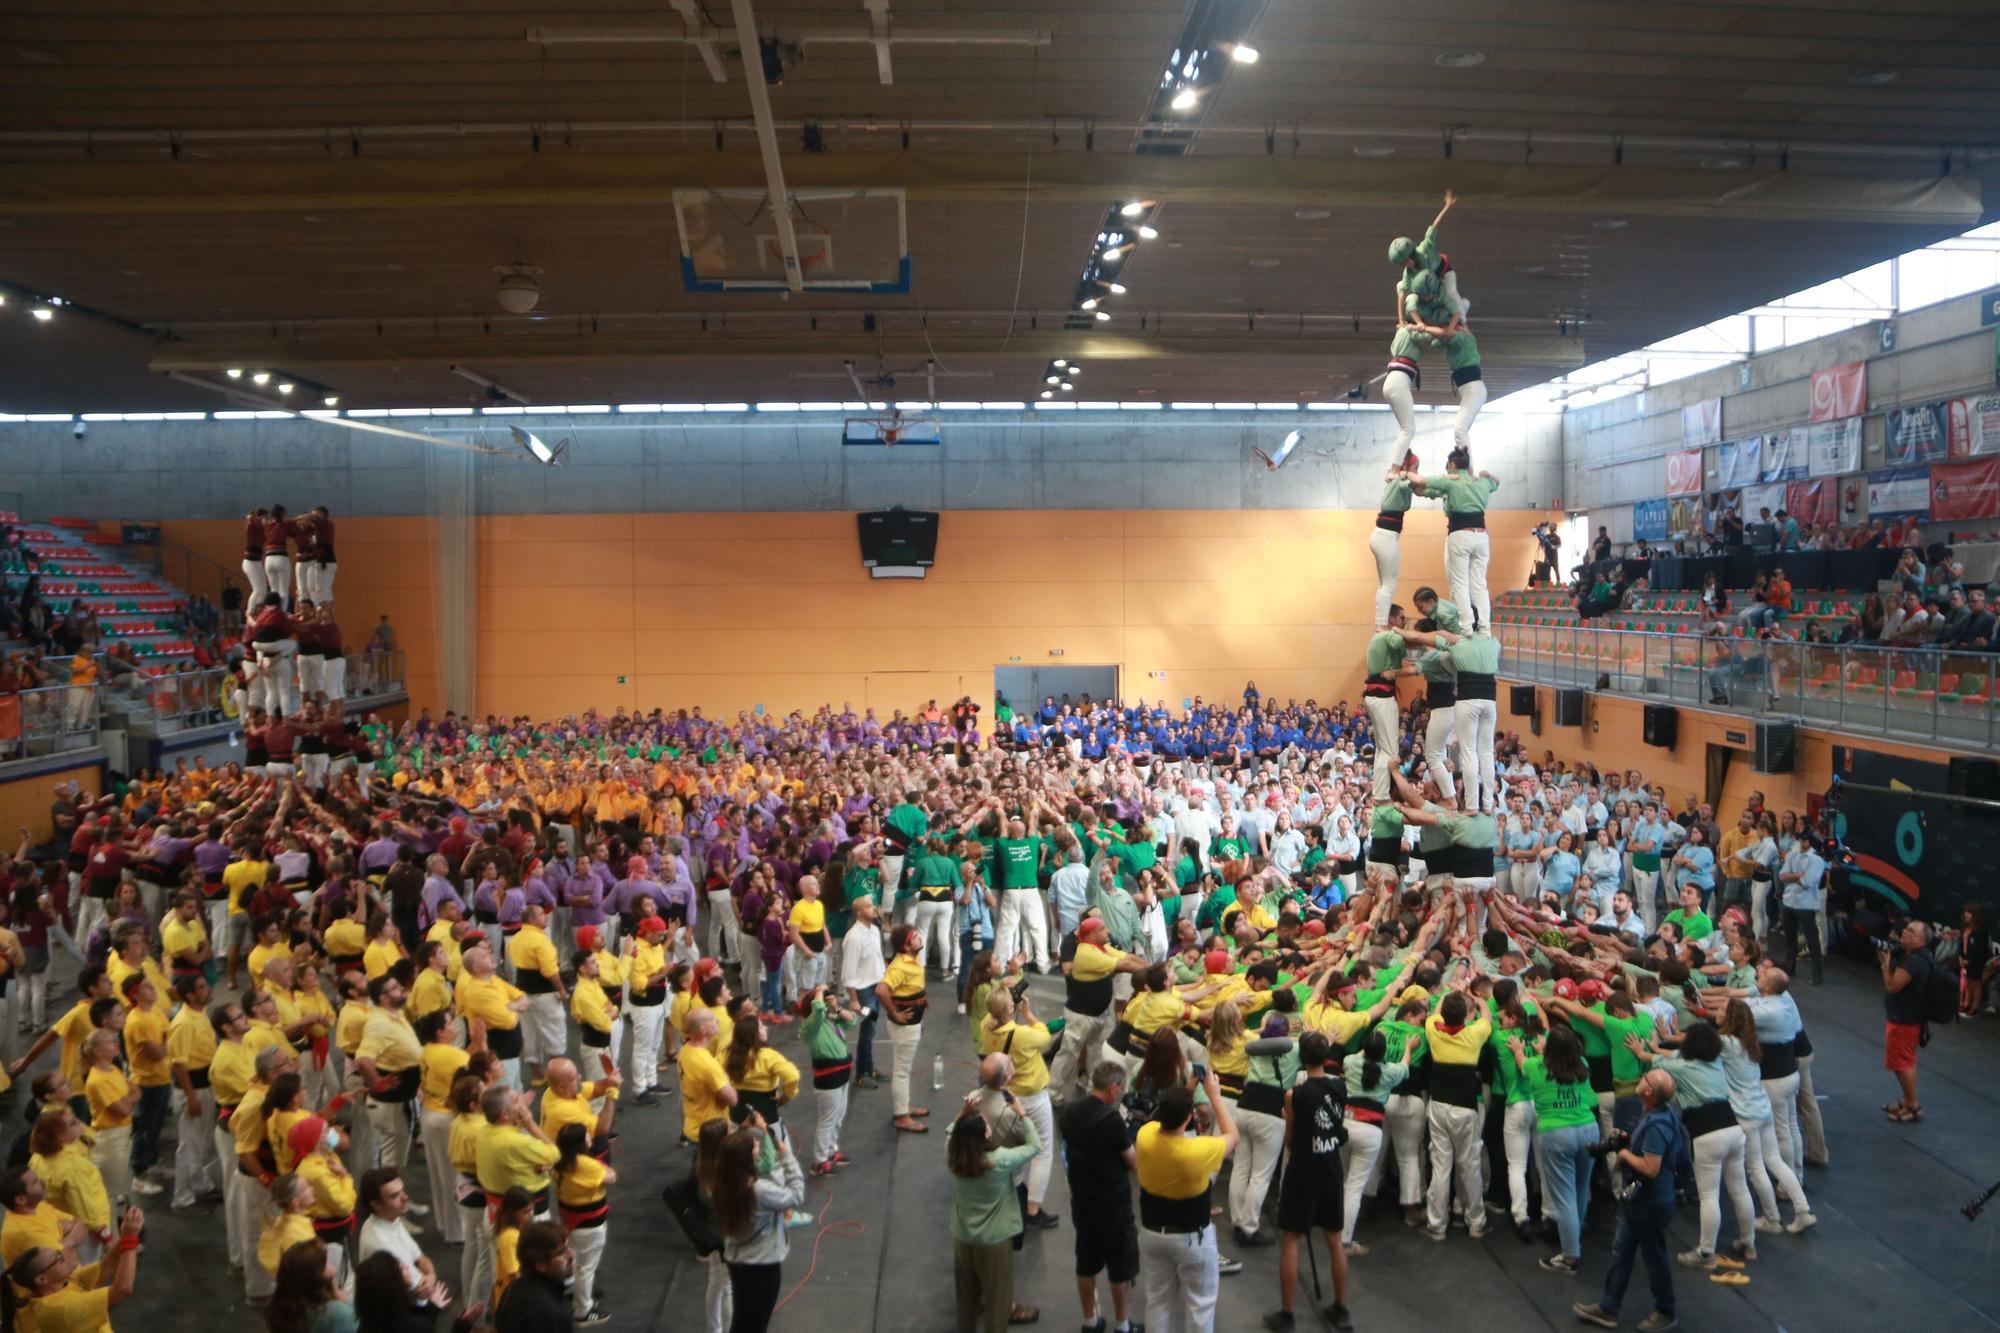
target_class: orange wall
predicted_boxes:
[162,510,1538,719]
[0,762,102,846]
[1505,685,1968,815]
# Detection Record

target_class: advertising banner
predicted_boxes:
[1884,400,1950,465]
[1948,393,2000,457]
[1664,449,1704,496]
[1865,467,1931,521]
[1806,417,1861,476]
[1666,496,1704,538]
[1784,477,1838,527]
[1809,360,1866,423]
[1682,398,1722,447]
[1760,428,1807,482]
[1715,438,1761,488]
[1930,456,2000,522]
[1632,497,1669,541]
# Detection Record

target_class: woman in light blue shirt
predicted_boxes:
[1673,827,1718,912]
[1538,830,1581,904]
[1503,812,1544,902]
[1581,827,1624,913]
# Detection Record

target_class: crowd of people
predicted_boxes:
[0,662,1952,1333]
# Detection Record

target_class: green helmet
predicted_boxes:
[1408,269,1441,302]
[1388,236,1416,268]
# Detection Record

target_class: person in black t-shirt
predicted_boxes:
[1266,1032,1351,1333]
[1882,920,1935,1123]
[1059,1059,1139,1333]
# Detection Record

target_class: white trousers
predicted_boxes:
[241,558,269,610]
[1385,1093,1428,1206]
[217,1125,245,1267]
[1501,1100,1538,1224]
[1047,1006,1113,1103]
[1422,706,1458,803]
[1691,1124,1756,1255]
[365,1096,411,1175]
[569,1222,608,1316]
[1761,1071,1804,1179]
[1630,868,1660,933]
[813,1082,849,1165]
[172,1098,221,1209]
[1140,1222,1220,1333]
[1228,1106,1287,1234]
[912,900,955,974]
[1365,696,1401,802]
[629,1004,665,1096]
[1453,697,1498,813]
[323,654,346,701]
[1750,879,1772,942]
[1423,1101,1484,1233]
[1445,529,1492,633]
[1369,527,1401,628]
[1384,368,1416,460]
[91,1124,133,1228]
[705,1252,733,1333]
[261,554,291,608]
[297,652,325,702]
[460,1193,493,1308]
[1018,1089,1056,1207]
[996,890,1050,970]
[421,1108,464,1244]
[889,1020,923,1116]
[522,992,566,1071]
[704,891,737,964]
[1341,1117,1385,1243]
[1455,379,1488,452]
[1741,1114,1809,1222]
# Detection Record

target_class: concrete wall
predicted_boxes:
[0,407,1564,519]
[1562,288,2000,531]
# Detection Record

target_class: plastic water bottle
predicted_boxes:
[932,1056,944,1090]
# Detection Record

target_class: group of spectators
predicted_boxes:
[0,679,1959,1333]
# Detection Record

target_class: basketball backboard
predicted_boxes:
[673,187,910,293]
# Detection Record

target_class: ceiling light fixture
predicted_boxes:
[1080,297,1100,310]
[495,261,543,314]
[1120,201,1148,217]
[1353,145,1396,158]
[1434,50,1485,68]
[1102,244,1129,261]
[1046,374,1061,384]
[1229,43,1259,63]
[1294,208,1330,220]
[1052,359,1067,368]
[1093,311,1110,322]
[1040,390,1054,400]
[1700,155,1749,169]
[1104,282,1127,294]
[1067,365,1081,374]
[276,382,294,395]
[1061,381,1075,391]
[1847,69,1898,86]
[322,395,340,407]
[1170,87,1198,111]
[30,305,52,321]
[1137,225,1159,240]
[251,371,271,385]
[1592,218,1629,230]
[226,368,243,379]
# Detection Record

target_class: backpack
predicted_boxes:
[1920,950,1958,1028]
[661,1170,724,1257]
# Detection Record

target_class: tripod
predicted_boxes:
[1964,1179,2000,1222]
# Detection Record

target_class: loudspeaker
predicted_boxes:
[1753,721,1796,774]
[1554,687,1586,727]
[1509,684,1537,716]
[1642,703,1678,749]
[1949,756,2000,800]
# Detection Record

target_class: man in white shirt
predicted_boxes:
[840,895,888,1089]
[1049,843,1092,939]
[356,1168,438,1293]
[1173,800,1219,872]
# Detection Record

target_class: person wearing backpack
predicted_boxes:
[1882,919,1944,1124]
[1574,1068,1686,1332]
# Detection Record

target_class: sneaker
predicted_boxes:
[403,1219,424,1237]
[1402,1204,1426,1228]
[784,1209,815,1230]
[1785,1212,1817,1235]
[1081,1319,1107,1333]
[1343,1241,1369,1257]
[1572,1304,1619,1329]
[1540,1254,1579,1275]
[956,1003,968,1016]
[1424,1225,1448,1242]
[1636,1314,1678,1332]
[1262,1314,1295,1332]
[1516,1219,1537,1244]
[1026,1210,1060,1230]
[1217,1257,1244,1275]
[130,1178,164,1196]
[1234,1226,1273,1248]
[811,1160,836,1177]
[830,1151,851,1164]
[577,1306,611,1328]
[1753,1216,1784,1234]
[1322,1305,1354,1333]
[1726,1240,1757,1261]
[406,1201,430,1217]
[1675,1248,1714,1269]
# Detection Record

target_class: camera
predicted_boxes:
[1585,1129,1630,1160]
[1870,936,1897,955]
[1009,976,1032,1005]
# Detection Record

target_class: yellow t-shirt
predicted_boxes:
[160,914,209,967]
[51,1002,95,1092]
[268,1107,309,1173]
[627,940,665,1000]
[107,954,171,1009]
[244,1018,285,1057]
[84,1066,133,1130]
[14,1265,110,1333]
[223,860,270,917]
[507,926,560,984]
[1134,1122,1228,1200]
[456,974,523,1033]
[492,1224,521,1311]
[424,920,464,981]
[539,1083,612,1143]
[408,969,453,1021]
[362,938,404,980]
[884,953,925,1002]
[355,1010,421,1074]
[123,1003,172,1087]
[0,1201,72,1269]
[1071,943,1127,984]
[167,1002,218,1080]
[210,1038,256,1108]
[474,1124,559,1197]
[231,1083,272,1164]
[556,1152,609,1208]
[297,1151,356,1220]
[258,1211,315,1275]
[246,942,284,988]
[31,1143,108,1233]
[677,1045,730,1144]
[979,1019,1053,1096]
[788,898,826,937]
[334,1001,373,1057]
[447,1113,485,1177]
[1125,989,1191,1038]
[1303,998,1376,1048]
[419,1043,472,1114]
[572,977,614,1038]
[734,1048,800,1101]
[323,918,367,961]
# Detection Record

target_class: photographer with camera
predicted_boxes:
[978,984,1060,1230]
[1881,920,1936,1124]
[1574,1068,1687,1332]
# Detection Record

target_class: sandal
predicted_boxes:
[1710,1271,1751,1286]
[1008,1304,1040,1325]
[1886,1105,1922,1123]
[893,1116,929,1133]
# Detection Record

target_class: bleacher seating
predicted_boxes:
[1494,587,1859,639]
[5,519,201,670]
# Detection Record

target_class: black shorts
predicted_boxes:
[1275,1163,1343,1235]
[1073,1210,1140,1283]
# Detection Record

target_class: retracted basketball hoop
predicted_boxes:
[843,409,940,447]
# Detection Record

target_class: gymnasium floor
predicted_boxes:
[109,954,2000,1333]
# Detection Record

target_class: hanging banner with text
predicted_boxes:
[1866,467,1932,522]
[1715,438,1761,488]
[1741,482,1786,521]
[1760,429,1808,482]
[1664,449,1704,496]
[1806,417,1862,476]
[1632,497,1669,542]
[1809,360,1866,423]
[1784,477,1839,527]
[1682,398,1722,448]
[1948,393,2000,457]
[1667,496,1704,538]
[1930,456,2000,522]
[1884,400,1950,465]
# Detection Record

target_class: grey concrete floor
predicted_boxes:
[78,955,2000,1333]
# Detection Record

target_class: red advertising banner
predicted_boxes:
[1930,456,2000,522]
[1809,360,1866,423]
[1784,477,1838,527]
[1664,449,1704,496]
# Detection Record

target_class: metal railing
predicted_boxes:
[0,680,100,762]
[122,648,408,732]
[1496,622,2000,749]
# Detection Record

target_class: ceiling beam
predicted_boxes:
[0,153,1978,226]
[727,0,804,294]
[668,0,729,82]
[864,0,894,85]
[146,328,1586,372]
